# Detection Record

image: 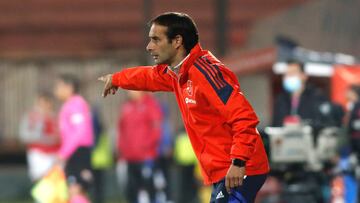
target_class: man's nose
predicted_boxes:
[146,42,153,52]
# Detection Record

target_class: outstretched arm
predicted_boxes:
[98,65,173,97]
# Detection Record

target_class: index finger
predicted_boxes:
[98,76,106,82]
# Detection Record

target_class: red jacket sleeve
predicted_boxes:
[112,65,174,92]
[195,65,259,161]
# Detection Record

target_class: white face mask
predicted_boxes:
[283,76,302,93]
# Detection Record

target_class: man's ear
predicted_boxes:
[173,35,183,49]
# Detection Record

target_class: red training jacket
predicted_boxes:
[23,110,60,153]
[112,44,270,184]
[118,94,162,161]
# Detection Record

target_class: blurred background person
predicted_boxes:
[346,85,360,156]
[19,91,60,183]
[90,104,112,203]
[117,91,163,203]
[345,85,360,202]
[54,74,94,203]
[154,101,174,203]
[269,59,346,202]
[272,59,324,127]
[173,130,199,203]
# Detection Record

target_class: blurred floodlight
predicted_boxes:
[334,53,356,65]
[292,47,357,65]
[273,62,287,74]
[273,62,333,77]
[305,63,334,77]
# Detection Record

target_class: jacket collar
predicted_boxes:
[178,43,205,84]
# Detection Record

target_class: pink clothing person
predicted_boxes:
[58,95,94,160]
[71,195,90,203]
[55,74,94,203]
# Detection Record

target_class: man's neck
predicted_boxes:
[170,56,188,74]
[168,50,187,74]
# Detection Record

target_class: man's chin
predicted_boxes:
[155,58,163,62]
[153,59,169,66]
[154,60,164,65]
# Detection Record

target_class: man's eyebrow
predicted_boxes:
[149,36,160,40]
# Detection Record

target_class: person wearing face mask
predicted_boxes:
[272,59,325,127]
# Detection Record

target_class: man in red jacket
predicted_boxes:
[117,90,162,203]
[99,12,269,203]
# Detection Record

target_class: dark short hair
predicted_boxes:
[58,73,80,94]
[149,12,199,54]
[286,59,305,73]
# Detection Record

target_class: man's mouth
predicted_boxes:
[151,53,158,60]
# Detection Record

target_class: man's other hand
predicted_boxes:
[98,74,118,97]
[225,165,246,194]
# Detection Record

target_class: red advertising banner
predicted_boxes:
[331,65,360,108]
